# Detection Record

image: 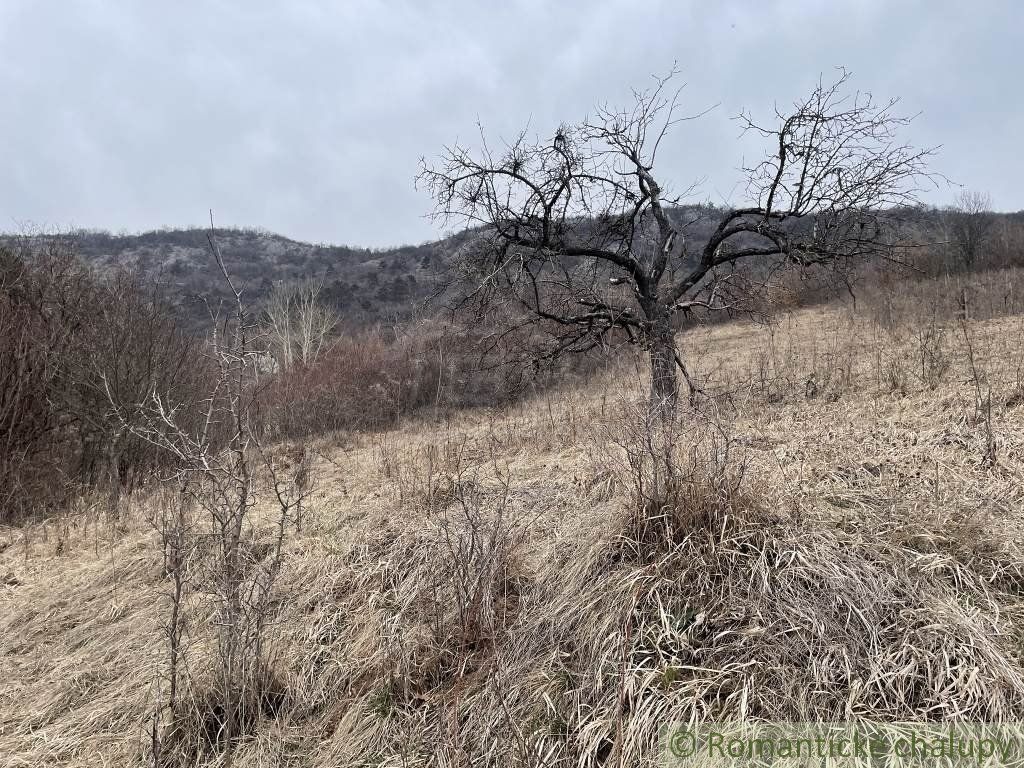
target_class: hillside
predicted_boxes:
[31,205,1023,329]
[65,226,470,327]
[5,291,1024,765]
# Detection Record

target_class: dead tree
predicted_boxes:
[418,69,934,425]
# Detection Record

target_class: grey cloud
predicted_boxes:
[1,0,1020,246]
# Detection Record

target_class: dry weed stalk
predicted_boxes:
[959,318,997,466]
[432,473,527,654]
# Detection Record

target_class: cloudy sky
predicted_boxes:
[2,0,1019,247]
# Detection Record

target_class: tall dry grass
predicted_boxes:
[5,271,1024,765]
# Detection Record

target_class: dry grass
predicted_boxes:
[4,297,1024,766]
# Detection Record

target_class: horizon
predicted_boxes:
[7,200,1023,254]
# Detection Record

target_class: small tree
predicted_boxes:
[418,70,933,425]
[107,219,311,760]
[263,279,338,371]
[948,189,993,271]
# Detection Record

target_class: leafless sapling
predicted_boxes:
[106,216,315,759]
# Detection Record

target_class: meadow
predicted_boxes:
[4,271,1024,766]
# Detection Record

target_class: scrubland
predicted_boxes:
[4,280,1024,766]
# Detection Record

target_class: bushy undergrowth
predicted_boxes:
[260,320,604,439]
[0,239,212,523]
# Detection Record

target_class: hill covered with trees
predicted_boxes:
[12,203,1024,330]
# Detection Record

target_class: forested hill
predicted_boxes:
[12,206,1024,327]
[61,226,471,327]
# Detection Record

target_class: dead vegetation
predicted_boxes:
[4,271,1024,766]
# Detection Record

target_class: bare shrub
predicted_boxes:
[805,324,856,402]
[108,223,312,764]
[0,238,213,524]
[878,350,910,396]
[152,487,196,716]
[597,398,754,554]
[431,478,528,655]
[264,326,431,437]
[375,428,471,512]
[959,319,997,467]
[916,309,952,389]
[260,317,602,441]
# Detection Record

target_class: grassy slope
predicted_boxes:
[4,303,1024,766]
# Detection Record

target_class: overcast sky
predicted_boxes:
[2,0,1020,247]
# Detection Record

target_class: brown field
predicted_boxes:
[4,298,1024,766]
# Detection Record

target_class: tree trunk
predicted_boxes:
[645,303,679,504]
[647,305,678,425]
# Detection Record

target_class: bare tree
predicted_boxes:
[948,189,993,270]
[107,218,313,760]
[418,69,934,424]
[263,279,338,371]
